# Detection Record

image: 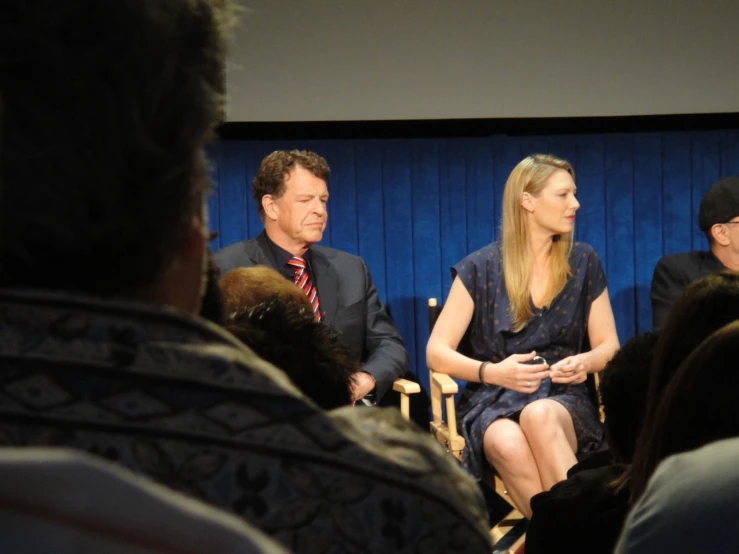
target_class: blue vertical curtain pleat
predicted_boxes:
[691,132,720,251]
[354,142,386,293]
[491,136,522,243]
[439,140,470,298]
[632,134,664,333]
[323,142,358,253]
[382,141,416,371]
[604,134,636,340]
[410,140,443,376]
[465,139,496,256]
[573,136,607,270]
[662,134,693,257]
[208,131,738,395]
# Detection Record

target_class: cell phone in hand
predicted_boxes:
[523,355,548,366]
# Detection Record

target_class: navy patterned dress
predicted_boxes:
[453,241,606,479]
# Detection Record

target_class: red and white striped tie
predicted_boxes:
[287,255,322,321]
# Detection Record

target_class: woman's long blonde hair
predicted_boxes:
[501,154,575,331]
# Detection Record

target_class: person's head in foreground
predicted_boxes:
[220,266,358,409]
[630,319,739,501]
[615,324,739,554]
[0,0,229,315]
[598,331,659,464]
[627,271,739,498]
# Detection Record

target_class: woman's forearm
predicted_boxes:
[583,337,620,373]
[426,342,485,382]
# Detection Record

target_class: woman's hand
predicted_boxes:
[488,350,550,393]
[550,354,589,384]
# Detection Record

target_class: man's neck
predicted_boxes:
[264,227,311,257]
[711,245,739,271]
[128,276,199,315]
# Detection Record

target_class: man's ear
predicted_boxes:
[521,191,535,213]
[262,194,278,221]
[180,215,207,260]
[157,215,207,314]
[711,224,731,247]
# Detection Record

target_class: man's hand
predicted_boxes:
[351,371,376,401]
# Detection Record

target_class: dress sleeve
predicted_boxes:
[585,248,607,309]
[452,255,479,301]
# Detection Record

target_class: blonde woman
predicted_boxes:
[426,154,619,518]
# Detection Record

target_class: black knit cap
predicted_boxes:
[699,177,739,231]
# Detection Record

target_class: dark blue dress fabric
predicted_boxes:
[453,241,606,479]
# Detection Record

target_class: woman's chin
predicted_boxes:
[545,226,572,237]
[558,223,575,235]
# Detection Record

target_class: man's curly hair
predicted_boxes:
[225,296,359,409]
[252,150,330,220]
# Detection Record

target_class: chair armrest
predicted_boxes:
[431,372,458,395]
[593,371,605,422]
[393,379,421,422]
[392,379,421,395]
[429,370,462,444]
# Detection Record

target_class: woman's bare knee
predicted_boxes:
[520,400,558,427]
[519,400,576,451]
[483,420,531,467]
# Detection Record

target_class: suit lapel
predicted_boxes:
[250,232,280,269]
[252,233,337,323]
[311,248,339,326]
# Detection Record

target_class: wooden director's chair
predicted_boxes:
[427,298,527,554]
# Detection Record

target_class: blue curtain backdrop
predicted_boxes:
[207,130,739,395]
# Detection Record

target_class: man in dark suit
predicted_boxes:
[651,176,739,329]
[214,150,409,403]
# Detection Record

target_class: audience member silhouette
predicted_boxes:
[616,322,739,553]
[627,271,739,500]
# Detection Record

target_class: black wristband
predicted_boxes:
[478,361,491,386]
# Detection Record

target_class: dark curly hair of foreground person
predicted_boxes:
[225,296,359,410]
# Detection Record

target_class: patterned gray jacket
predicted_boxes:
[0,290,491,554]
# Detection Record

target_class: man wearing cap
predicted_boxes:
[651,177,739,329]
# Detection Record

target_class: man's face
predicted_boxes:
[268,165,328,251]
[723,217,739,254]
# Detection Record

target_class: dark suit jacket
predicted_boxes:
[214,233,409,400]
[650,250,725,330]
